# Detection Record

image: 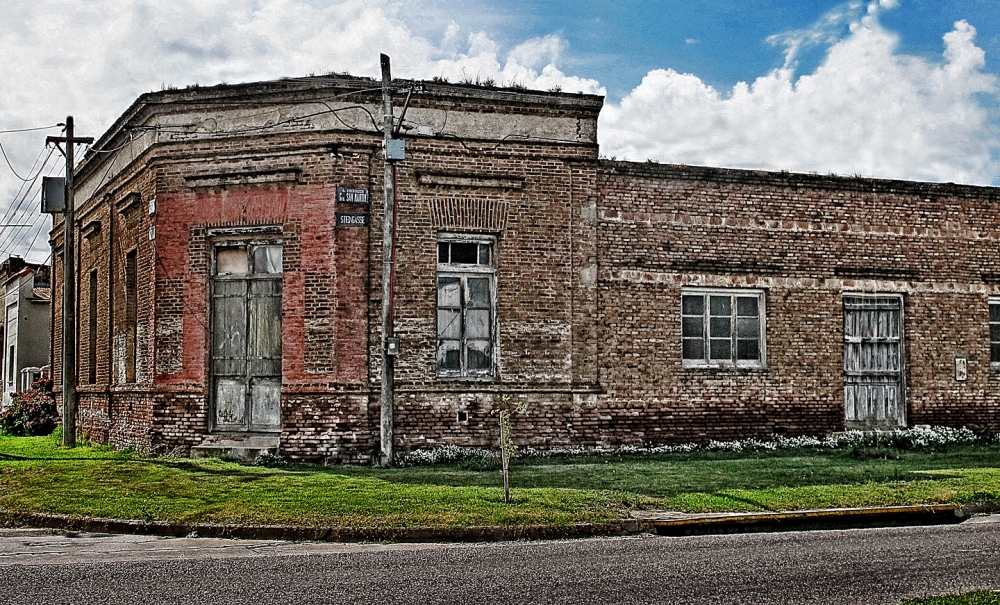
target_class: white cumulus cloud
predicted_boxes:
[0,0,602,260]
[1,0,999,261]
[599,5,1000,185]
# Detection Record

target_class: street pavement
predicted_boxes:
[1,516,999,604]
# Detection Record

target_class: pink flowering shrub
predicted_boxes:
[0,377,58,437]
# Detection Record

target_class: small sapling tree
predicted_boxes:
[495,396,529,504]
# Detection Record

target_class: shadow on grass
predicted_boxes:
[706,491,778,512]
[0,451,274,484]
[316,448,998,497]
[139,458,277,481]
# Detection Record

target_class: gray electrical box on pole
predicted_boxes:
[41,177,66,213]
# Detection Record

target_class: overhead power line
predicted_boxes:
[0,124,62,134]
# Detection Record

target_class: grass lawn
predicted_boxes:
[902,592,1000,604]
[1,433,999,529]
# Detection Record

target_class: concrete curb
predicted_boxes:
[0,510,642,542]
[0,504,988,543]
[631,504,980,537]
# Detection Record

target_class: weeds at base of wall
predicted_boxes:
[254,451,288,467]
[394,426,1000,467]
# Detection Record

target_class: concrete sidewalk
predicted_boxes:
[0,504,984,543]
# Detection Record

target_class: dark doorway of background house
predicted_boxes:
[211,243,283,433]
[843,294,906,430]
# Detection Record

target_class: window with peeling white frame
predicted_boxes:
[681,288,766,368]
[437,236,496,378]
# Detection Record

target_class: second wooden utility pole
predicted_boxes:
[379,53,398,466]
[46,116,93,447]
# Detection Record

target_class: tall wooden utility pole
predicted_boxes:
[379,54,398,466]
[47,116,93,446]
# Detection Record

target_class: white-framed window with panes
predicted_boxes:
[436,234,496,378]
[990,297,1000,370]
[681,288,766,368]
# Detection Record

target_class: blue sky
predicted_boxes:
[412,0,1000,98]
[1,0,999,261]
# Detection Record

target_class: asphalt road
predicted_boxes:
[1,516,999,604]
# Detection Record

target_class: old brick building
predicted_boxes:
[52,74,1000,462]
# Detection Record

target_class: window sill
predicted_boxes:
[682,364,769,374]
[435,374,497,383]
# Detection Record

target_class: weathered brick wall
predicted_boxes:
[594,161,1000,441]
[109,390,155,452]
[281,390,372,463]
[906,291,1000,429]
[150,389,205,453]
[60,78,606,459]
[63,76,1000,461]
[76,391,110,443]
[149,140,374,458]
[381,138,603,454]
[52,157,157,445]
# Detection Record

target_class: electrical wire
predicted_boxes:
[0,148,55,239]
[0,139,41,181]
[8,213,46,260]
[0,124,61,134]
[0,150,58,256]
[433,131,589,153]
[129,103,382,137]
[86,138,132,197]
[85,130,141,155]
[2,145,51,219]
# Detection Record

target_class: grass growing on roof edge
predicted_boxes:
[1,432,999,529]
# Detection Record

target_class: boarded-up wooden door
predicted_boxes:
[843,294,905,430]
[211,244,282,433]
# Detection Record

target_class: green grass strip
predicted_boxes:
[2,433,999,529]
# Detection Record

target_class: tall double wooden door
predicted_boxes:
[843,294,906,430]
[211,243,283,433]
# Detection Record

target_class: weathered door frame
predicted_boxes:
[843,292,906,430]
[207,226,284,434]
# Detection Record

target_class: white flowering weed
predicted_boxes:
[395,426,994,467]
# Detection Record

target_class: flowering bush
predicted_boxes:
[394,426,995,467]
[397,445,498,468]
[0,377,58,437]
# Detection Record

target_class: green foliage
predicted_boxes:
[0,377,57,437]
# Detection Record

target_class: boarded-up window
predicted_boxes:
[437,236,495,378]
[681,289,765,368]
[125,249,137,383]
[89,270,97,383]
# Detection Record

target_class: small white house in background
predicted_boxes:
[0,257,50,408]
